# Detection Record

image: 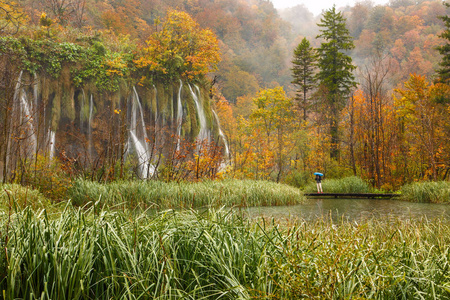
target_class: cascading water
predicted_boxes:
[133,87,149,149]
[212,109,231,172]
[153,85,158,150]
[128,87,154,178]
[188,84,208,142]
[129,131,155,178]
[80,89,86,131]
[176,80,183,150]
[4,71,226,180]
[212,110,230,158]
[88,94,94,161]
[48,130,56,160]
[20,94,37,154]
[33,73,39,127]
[14,71,37,155]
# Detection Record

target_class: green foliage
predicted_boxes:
[304,176,371,193]
[400,181,450,203]
[291,37,316,121]
[316,5,356,158]
[284,170,312,188]
[16,155,73,201]
[0,183,50,210]
[0,36,133,92]
[68,179,304,208]
[316,5,356,105]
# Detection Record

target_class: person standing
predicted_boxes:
[315,174,323,193]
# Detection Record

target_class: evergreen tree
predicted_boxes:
[437,2,450,84]
[316,5,356,159]
[291,37,316,121]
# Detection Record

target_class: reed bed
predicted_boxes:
[0,184,51,210]
[68,179,304,208]
[1,207,450,299]
[400,181,450,203]
[305,176,371,194]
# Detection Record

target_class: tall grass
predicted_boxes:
[68,179,304,208]
[0,207,281,299]
[1,207,450,299]
[0,184,51,210]
[304,176,371,193]
[400,181,450,203]
[276,216,450,299]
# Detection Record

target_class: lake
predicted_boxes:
[242,198,450,222]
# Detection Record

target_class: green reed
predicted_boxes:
[0,184,51,210]
[0,207,280,299]
[305,176,372,193]
[68,179,304,208]
[400,181,450,203]
[1,206,450,299]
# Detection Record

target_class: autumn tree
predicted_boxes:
[436,1,450,84]
[395,74,449,180]
[135,10,221,82]
[291,37,316,122]
[0,0,26,34]
[41,0,76,25]
[358,52,392,188]
[316,5,356,159]
[247,87,298,182]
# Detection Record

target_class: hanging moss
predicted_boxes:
[155,82,174,120]
[60,67,75,122]
[198,85,214,130]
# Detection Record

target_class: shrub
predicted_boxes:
[400,181,450,203]
[16,155,73,201]
[284,170,311,188]
[304,176,371,193]
[0,184,50,210]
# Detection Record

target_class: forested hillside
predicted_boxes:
[13,0,448,99]
[16,0,292,103]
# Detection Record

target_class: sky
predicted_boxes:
[270,0,389,16]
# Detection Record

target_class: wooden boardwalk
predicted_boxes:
[305,193,400,199]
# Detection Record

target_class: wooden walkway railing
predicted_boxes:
[305,193,400,199]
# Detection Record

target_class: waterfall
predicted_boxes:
[133,87,149,147]
[188,84,208,142]
[15,71,37,155]
[176,80,183,150]
[48,130,56,160]
[153,85,158,149]
[129,131,155,178]
[212,110,230,158]
[88,94,94,160]
[20,94,37,154]
[33,73,39,127]
[80,89,86,131]
[13,71,23,104]
[129,87,154,178]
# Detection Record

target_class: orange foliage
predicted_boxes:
[135,10,221,80]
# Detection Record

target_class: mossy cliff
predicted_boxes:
[0,37,222,179]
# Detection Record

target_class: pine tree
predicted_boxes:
[437,2,450,84]
[291,37,316,122]
[316,5,356,159]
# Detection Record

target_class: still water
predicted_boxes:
[242,198,450,222]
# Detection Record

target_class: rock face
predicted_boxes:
[1,70,226,180]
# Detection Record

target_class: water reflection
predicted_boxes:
[243,198,450,222]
